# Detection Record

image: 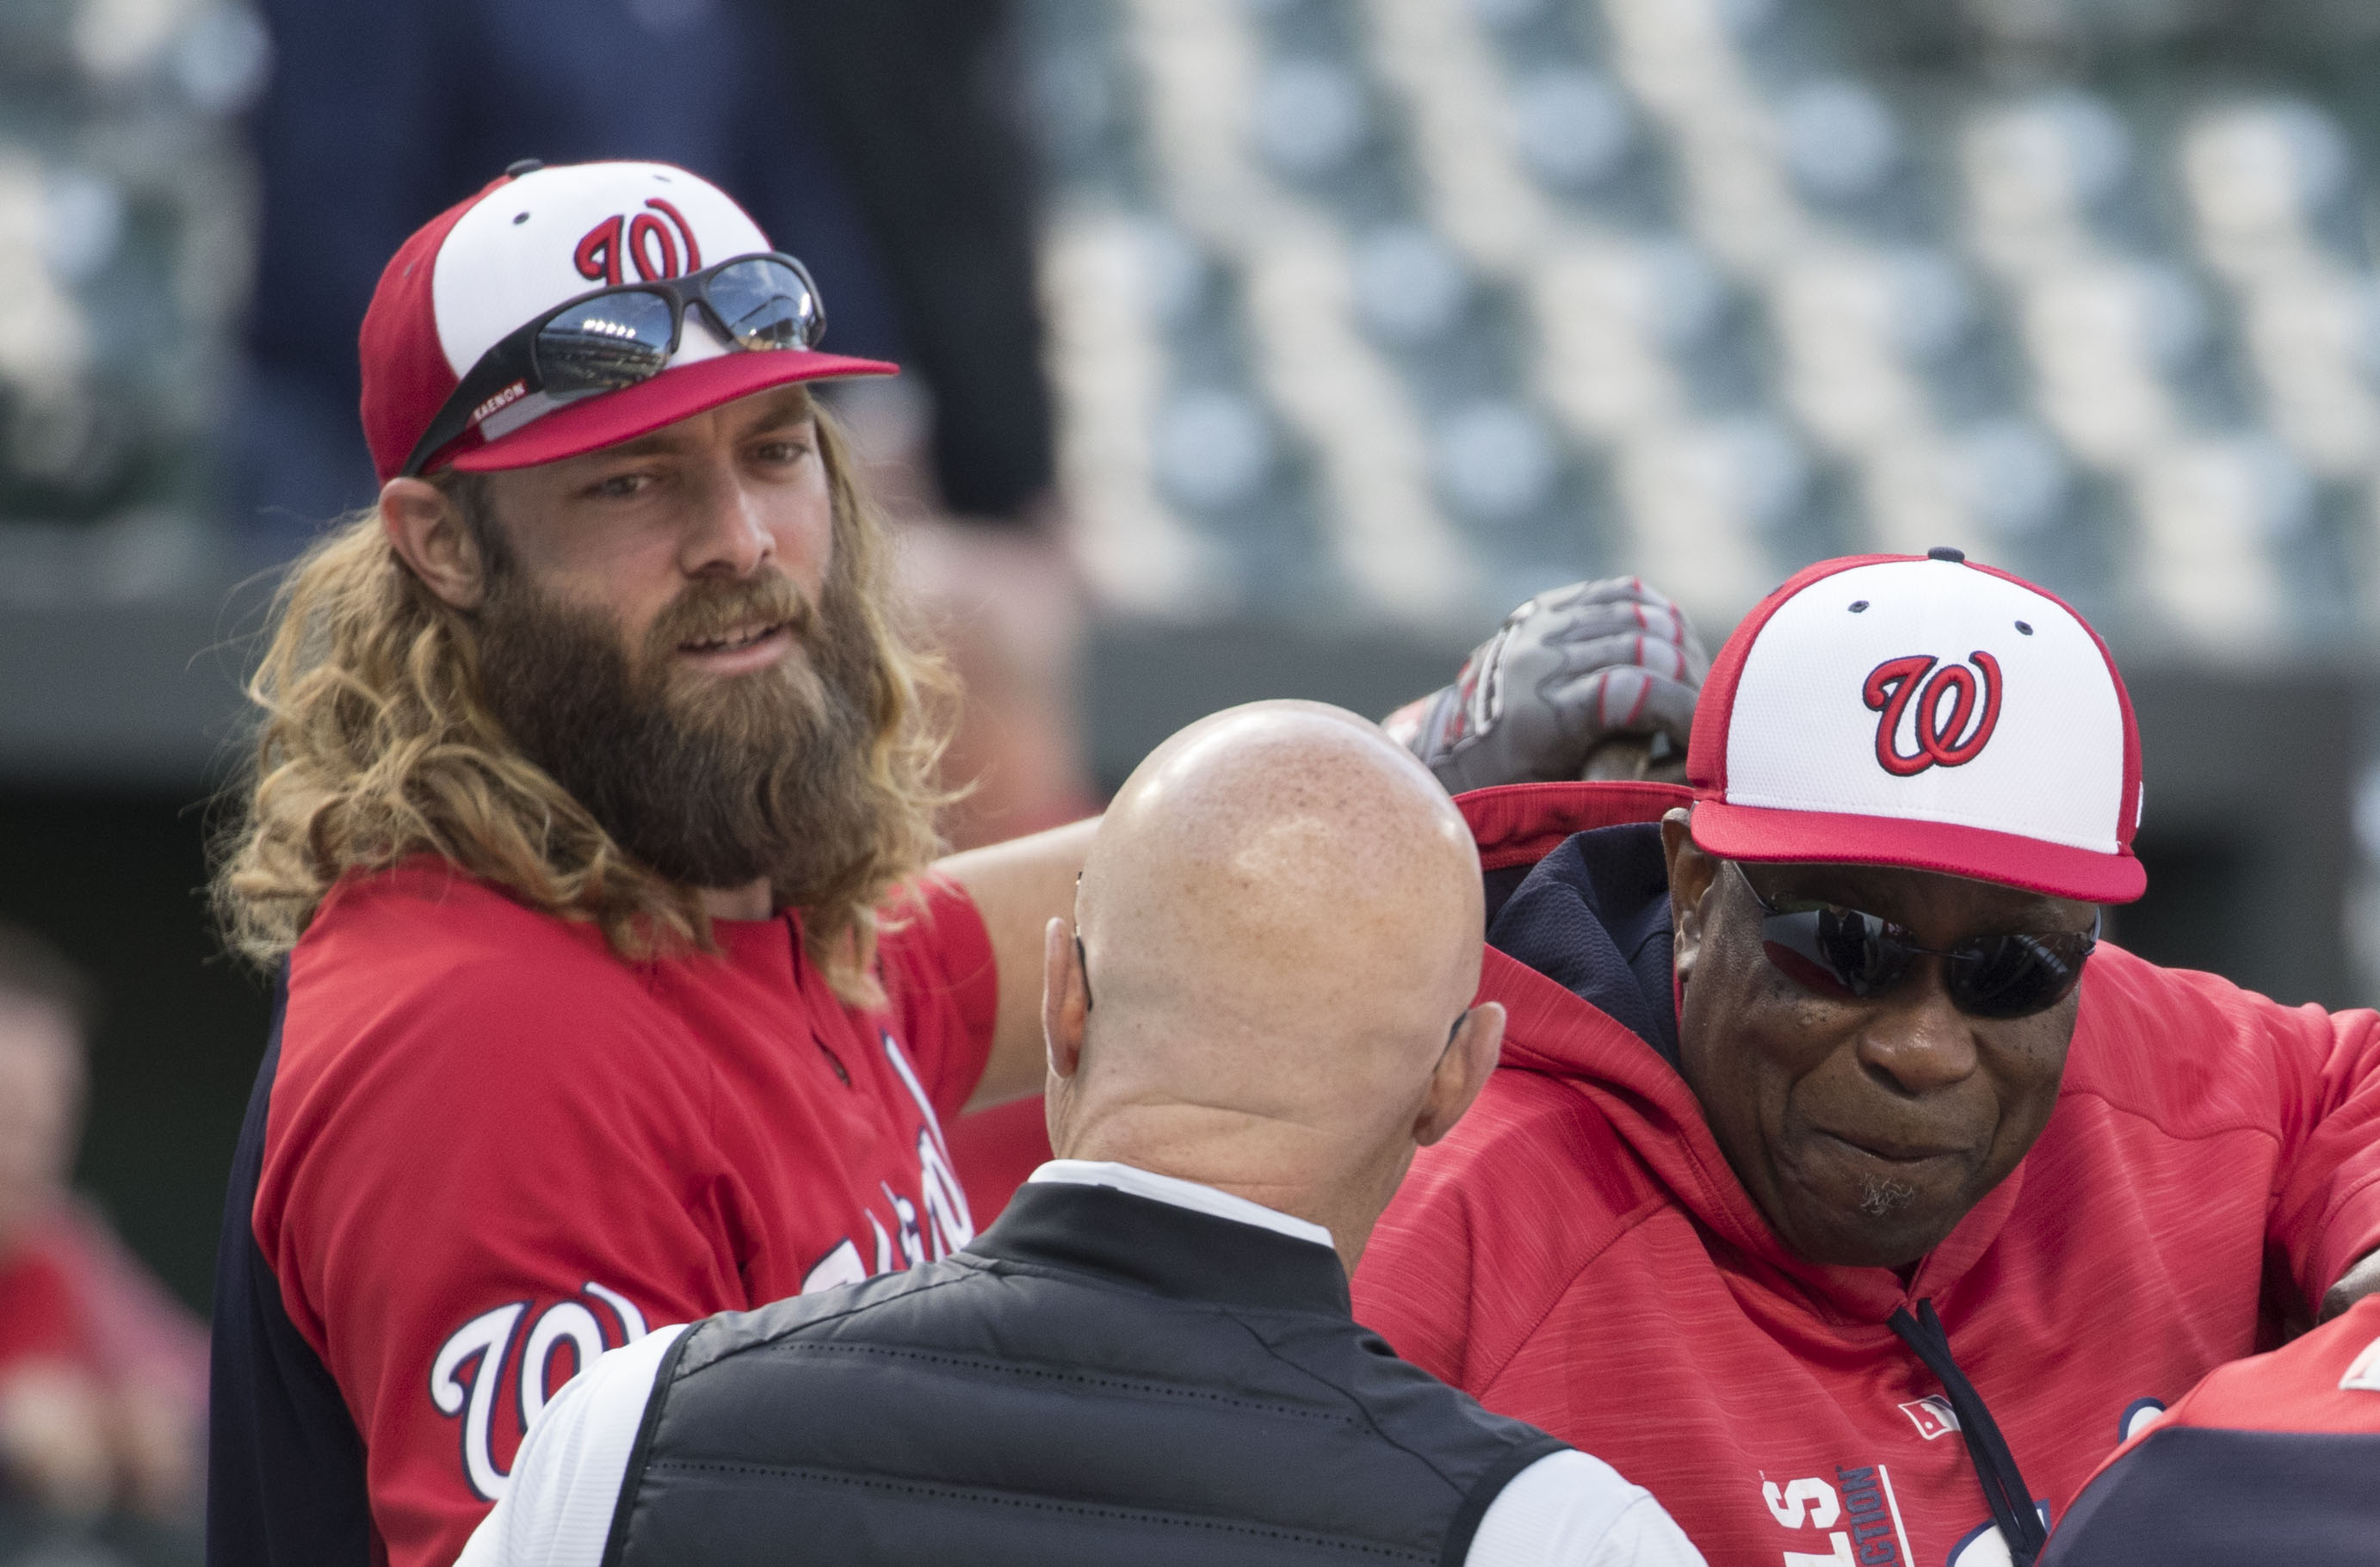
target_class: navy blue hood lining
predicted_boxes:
[1484,822,1681,1071]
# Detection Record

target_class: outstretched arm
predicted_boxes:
[938,818,1101,1111]
[2267,999,2380,1325]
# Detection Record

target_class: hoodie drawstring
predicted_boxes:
[1888,1299,2047,1567]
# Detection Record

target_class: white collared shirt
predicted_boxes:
[1024,1157,1339,1245]
[457,1163,1704,1567]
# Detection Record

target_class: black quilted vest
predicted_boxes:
[599,1180,1566,1566]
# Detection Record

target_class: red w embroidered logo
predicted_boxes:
[573,198,703,287]
[1863,652,2003,776]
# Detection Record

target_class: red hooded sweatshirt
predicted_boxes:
[1351,781,2380,1567]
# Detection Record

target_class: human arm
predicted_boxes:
[935,817,1100,1111]
[454,1326,688,1567]
[2260,998,2380,1321]
[2319,1247,2380,1322]
[1467,1450,1707,1566]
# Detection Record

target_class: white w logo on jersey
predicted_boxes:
[430,1281,646,1501]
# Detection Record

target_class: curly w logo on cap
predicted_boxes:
[1864,651,2005,776]
[572,198,705,286]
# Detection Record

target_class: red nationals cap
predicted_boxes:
[358,160,896,483]
[1686,548,2145,904]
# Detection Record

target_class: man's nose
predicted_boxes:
[1856,961,1980,1096]
[681,462,776,578]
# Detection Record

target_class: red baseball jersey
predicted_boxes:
[209,860,998,1567]
[1351,782,2380,1567]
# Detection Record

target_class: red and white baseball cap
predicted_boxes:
[1686,548,2145,904]
[358,160,896,483]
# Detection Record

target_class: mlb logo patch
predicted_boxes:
[1899,1395,1961,1440]
[2340,1334,2380,1393]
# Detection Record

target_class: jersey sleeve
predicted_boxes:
[2259,996,2380,1308]
[258,950,763,1567]
[873,873,1000,1122]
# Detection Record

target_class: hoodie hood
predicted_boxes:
[1486,821,1680,1070]
[1456,780,2030,1328]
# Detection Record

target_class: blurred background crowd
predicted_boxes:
[5,0,2380,1556]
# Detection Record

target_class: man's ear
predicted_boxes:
[1041,916,1091,1158]
[1660,807,1720,984]
[1413,1001,1505,1148]
[381,477,489,611]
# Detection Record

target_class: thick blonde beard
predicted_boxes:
[473,528,889,907]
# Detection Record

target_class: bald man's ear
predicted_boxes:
[1042,917,1089,1083]
[1413,1002,1504,1148]
[1661,808,1719,986]
[382,477,490,611]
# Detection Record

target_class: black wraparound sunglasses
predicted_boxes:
[1731,861,2098,1019]
[400,250,828,477]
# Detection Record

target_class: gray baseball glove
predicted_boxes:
[1384,577,1710,796]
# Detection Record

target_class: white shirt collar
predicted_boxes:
[1026,1160,1336,1252]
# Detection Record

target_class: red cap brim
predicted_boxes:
[439,349,897,474]
[1691,799,2145,904]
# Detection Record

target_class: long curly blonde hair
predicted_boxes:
[211,406,952,1004]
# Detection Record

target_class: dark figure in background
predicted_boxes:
[775,2,1100,858]
[779,0,1054,527]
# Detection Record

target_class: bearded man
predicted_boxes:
[202,161,1704,1567]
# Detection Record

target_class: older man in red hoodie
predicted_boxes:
[1355,548,2380,1567]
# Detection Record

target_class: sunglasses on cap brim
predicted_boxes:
[1730,861,2099,1020]
[400,250,828,478]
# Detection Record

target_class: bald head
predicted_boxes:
[1041,701,1505,1271]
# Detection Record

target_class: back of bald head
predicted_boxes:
[1065,701,1483,1138]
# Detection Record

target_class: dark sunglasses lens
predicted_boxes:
[1948,935,2092,1018]
[705,258,820,350]
[535,291,675,392]
[1759,908,1906,1000]
[1813,908,1903,996]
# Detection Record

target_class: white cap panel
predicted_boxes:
[429,163,772,378]
[1722,559,2126,852]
